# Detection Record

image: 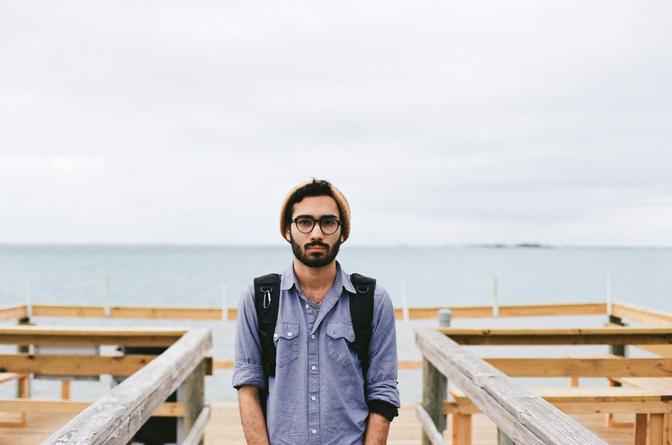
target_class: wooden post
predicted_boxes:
[635,413,647,445]
[608,315,627,358]
[421,309,450,445]
[16,317,31,398]
[177,359,206,445]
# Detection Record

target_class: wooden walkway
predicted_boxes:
[1,403,640,444]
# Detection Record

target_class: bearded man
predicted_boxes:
[233,179,400,445]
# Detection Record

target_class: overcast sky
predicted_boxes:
[1,1,671,246]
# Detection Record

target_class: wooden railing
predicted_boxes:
[416,328,608,445]
[0,326,212,445]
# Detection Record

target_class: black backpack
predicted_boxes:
[253,273,376,378]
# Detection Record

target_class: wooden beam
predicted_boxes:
[0,305,27,322]
[396,303,607,320]
[26,302,608,321]
[181,406,211,445]
[416,328,606,444]
[32,305,223,320]
[484,358,672,378]
[43,328,212,445]
[0,326,186,347]
[0,353,213,377]
[415,404,446,445]
[439,327,672,345]
[0,354,155,376]
[212,358,423,370]
[612,302,672,327]
[0,399,185,416]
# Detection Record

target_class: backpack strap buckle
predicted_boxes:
[260,286,273,309]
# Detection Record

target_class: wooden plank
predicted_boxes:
[0,353,213,377]
[212,358,423,370]
[0,305,27,322]
[43,328,212,445]
[612,302,672,327]
[182,406,211,445]
[178,359,206,444]
[635,414,647,445]
[31,305,106,318]
[27,302,607,321]
[446,399,672,415]
[651,413,665,445]
[498,303,607,318]
[415,404,446,445]
[0,354,155,376]
[397,303,607,320]
[485,358,672,377]
[0,399,185,416]
[32,304,223,320]
[416,328,606,444]
[452,413,472,445]
[0,326,186,347]
[617,378,672,393]
[422,357,447,445]
[439,327,672,345]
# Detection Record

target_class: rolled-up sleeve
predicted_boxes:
[232,285,266,390]
[365,285,400,414]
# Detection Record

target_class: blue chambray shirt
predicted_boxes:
[232,262,400,445]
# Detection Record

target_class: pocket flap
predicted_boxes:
[326,322,355,342]
[274,321,300,341]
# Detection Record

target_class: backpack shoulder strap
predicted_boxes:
[348,273,376,377]
[253,273,281,377]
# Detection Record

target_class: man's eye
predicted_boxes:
[321,219,337,228]
[297,218,314,228]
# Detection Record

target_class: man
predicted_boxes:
[233,179,400,445]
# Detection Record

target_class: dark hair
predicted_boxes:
[283,179,342,226]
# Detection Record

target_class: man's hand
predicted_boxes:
[237,385,270,445]
[364,412,390,445]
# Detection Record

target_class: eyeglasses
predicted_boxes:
[292,216,342,235]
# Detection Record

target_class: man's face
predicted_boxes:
[285,195,343,268]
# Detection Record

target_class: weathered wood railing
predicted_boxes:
[416,328,608,445]
[0,326,212,445]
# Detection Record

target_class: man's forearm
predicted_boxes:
[364,412,390,445]
[237,385,270,445]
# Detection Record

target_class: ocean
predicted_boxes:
[1,245,670,403]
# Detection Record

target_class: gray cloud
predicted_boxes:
[1,1,671,245]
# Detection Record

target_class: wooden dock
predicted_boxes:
[0,403,647,444]
[2,300,672,444]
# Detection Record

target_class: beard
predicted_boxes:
[290,236,341,268]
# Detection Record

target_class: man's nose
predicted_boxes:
[309,222,323,238]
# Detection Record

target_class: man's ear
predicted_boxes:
[285,228,292,243]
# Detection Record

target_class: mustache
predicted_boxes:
[305,241,330,249]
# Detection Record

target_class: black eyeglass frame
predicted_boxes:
[291,216,342,235]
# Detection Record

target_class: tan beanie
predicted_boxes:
[280,179,351,242]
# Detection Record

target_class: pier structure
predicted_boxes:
[1,301,671,444]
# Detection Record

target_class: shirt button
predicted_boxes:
[273,333,278,339]
[311,429,317,434]
[305,304,310,309]
[311,395,317,401]
[311,365,317,371]
[311,334,315,340]
[287,332,293,337]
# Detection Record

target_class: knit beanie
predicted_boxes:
[279,179,351,242]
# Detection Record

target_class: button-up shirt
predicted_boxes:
[233,262,400,445]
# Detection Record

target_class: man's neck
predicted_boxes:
[293,259,337,304]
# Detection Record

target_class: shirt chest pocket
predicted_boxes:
[326,321,357,367]
[273,321,300,369]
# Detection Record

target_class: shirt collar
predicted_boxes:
[281,261,356,294]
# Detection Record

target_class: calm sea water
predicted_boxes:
[1,245,670,403]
